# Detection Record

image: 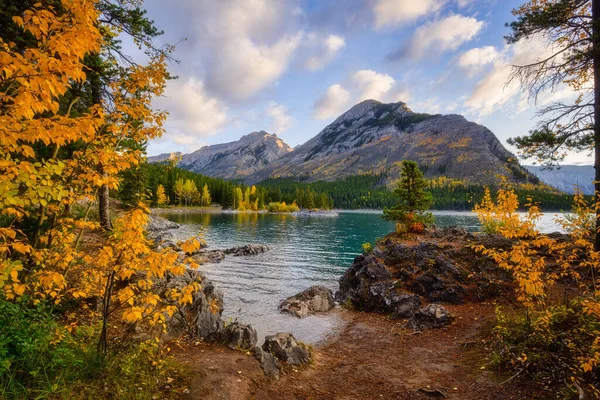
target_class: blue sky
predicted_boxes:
[142,0,591,165]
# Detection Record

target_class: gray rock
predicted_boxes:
[251,346,281,379]
[220,322,257,350]
[160,270,224,341]
[262,333,311,366]
[407,304,454,330]
[146,215,180,233]
[223,244,269,256]
[336,254,392,306]
[280,285,335,318]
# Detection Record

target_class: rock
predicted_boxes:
[159,270,224,341]
[223,244,269,256]
[220,322,257,350]
[192,250,226,264]
[188,245,268,264]
[280,285,335,318]
[146,214,180,232]
[407,304,454,330]
[336,254,392,305]
[262,333,312,366]
[251,346,281,379]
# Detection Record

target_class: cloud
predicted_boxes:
[266,102,295,133]
[465,36,568,117]
[156,78,227,138]
[166,0,304,101]
[388,14,484,61]
[313,69,412,119]
[313,84,352,119]
[372,0,446,29]
[457,46,499,73]
[205,33,303,100]
[301,34,346,71]
[350,70,395,102]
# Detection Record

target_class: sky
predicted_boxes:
[139,0,592,165]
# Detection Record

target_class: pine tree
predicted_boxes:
[505,0,600,248]
[383,160,434,233]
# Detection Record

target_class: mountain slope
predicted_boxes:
[525,165,594,195]
[151,131,293,180]
[246,100,533,185]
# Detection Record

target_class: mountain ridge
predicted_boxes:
[149,131,292,180]
[244,100,534,186]
[151,100,538,187]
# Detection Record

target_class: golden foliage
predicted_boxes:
[0,0,202,349]
[473,188,600,390]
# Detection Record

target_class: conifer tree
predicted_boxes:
[505,0,600,248]
[382,160,434,233]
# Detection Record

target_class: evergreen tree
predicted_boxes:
[505,0,600,248]
[382,160,434,233]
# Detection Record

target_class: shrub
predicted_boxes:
[267,202,300,213]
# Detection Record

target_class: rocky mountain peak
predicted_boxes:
[245,100,535,186]
[171,131,292,180]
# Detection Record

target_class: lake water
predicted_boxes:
[158,210,566,344]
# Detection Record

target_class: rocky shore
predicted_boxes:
[146,215,526,390]
[146,214,313,379]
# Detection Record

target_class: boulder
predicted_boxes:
[262,333,312,366]
[146,214,180,233]
[192,250,226,264]
[407,304,454,330]
[159,270,224,341]
[336,254,392,305]
[220,322,257,350]
[251,346,282,380]
[224,244,269,256]
[280,285,335,318]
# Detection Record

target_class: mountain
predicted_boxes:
[147,152,182,163]
[150,131,293,180]
[525,165,594,195]
[246,100,534,185]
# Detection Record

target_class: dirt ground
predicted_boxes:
[173,302,550,400]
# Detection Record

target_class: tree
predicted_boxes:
[182,179,197,206]
[174,178,185,205]
[504,0,600,248]
[382,160,434,233]
[156,184,168,206]
[0,0,202,361]
[201,184,211,207]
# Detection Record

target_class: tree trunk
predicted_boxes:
[90,53,112,231]
[98,180,112,230]
[594,0,600,250]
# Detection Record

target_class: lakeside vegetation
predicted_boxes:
[260,174,583,211]
[134,162,333,211]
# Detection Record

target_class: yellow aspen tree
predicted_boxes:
[156,184,168,206]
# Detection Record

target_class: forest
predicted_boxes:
[259,174,582,211]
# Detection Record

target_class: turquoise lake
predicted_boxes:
[158,210,565,344]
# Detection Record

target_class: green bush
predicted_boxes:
[0,299,181,399]
[0,299,99,398]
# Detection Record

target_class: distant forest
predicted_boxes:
[125,162,584,211]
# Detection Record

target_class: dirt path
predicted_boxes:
[175,302,548,400]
